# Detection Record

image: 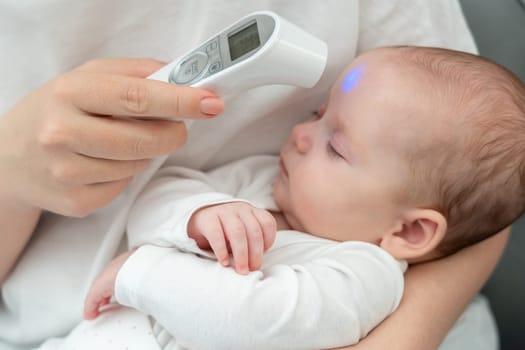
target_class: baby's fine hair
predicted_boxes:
[393,46,525,256]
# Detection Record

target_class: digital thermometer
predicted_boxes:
[147,10,327,100]
[98,12,327,261]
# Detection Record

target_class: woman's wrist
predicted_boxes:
[0,185,42,283]
[0,183,42,224]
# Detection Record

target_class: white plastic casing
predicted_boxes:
[147,11,327,99]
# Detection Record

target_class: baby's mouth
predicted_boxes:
[279,157,289,179]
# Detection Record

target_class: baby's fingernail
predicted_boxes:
[221,258,230,266]
[200,97,224,116]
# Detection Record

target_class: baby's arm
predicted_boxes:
[85,156,278,317]
[84,198,278,317]
[85,200,276,319]
[126,155,278,253]
[109,234,405,350]
[126,155,279,274]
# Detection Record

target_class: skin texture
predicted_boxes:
[0,58,224,283]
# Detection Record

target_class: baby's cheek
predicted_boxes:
[291,192,325,229]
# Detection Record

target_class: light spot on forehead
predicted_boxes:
[341,64,365,93]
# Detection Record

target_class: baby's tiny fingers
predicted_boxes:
[83,295,107,320]
[239,211,265,271]
[205,217,230,266]
[253,209,277,251]
[219,212,249,275]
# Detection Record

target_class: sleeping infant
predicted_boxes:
[82,46,525,350]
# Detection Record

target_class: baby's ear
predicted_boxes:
[379,209,447,261]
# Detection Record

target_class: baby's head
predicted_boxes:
[273,46,525,262]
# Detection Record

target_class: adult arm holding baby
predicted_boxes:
[340,228,509,350]
[0,57,224,284]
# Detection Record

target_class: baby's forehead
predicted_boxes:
[348,55,461,144]
[338,56,440,114]
[350,48,455,87]
[338,53,426,99]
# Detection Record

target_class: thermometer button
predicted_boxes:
[205,39,219,54]
[172,51,209,84]
[209,61,222,74]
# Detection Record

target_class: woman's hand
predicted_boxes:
[0,57,224,283]
[0,57,224,217]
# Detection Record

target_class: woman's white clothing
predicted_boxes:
[0,1,494,349]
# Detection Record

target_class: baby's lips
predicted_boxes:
[318,103,327,117]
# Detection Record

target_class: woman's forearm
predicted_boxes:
[0,193,41,284]
[336,228,510,350]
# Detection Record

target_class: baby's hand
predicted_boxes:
[83,250,134,320]
[187,202,276,274]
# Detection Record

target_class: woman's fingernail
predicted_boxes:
[200,97,224,116]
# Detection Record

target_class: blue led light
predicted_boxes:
[341,65,364,93]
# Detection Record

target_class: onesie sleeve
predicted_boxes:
[126,155,279,255]
[115,233,406,350]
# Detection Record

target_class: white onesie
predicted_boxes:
[115,155,407,350]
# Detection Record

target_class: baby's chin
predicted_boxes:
[272,180,284,207]
[281,210,307,233]
[271,180,305,231]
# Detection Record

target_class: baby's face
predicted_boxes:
[273,51,430,242]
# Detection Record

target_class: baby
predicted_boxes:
[83,46,525,350]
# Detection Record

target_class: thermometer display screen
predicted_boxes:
[228,22,261,61]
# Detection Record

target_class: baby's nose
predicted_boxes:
[291,123,312,154]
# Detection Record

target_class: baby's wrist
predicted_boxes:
[186,214,209,248]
